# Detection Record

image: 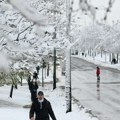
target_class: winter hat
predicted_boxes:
[38,91,44,96]
[97,66,99,69]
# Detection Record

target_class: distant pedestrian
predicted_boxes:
[96,66,100,81]
[29,79,38,102]
[36,65,40,75]
[42,59,46,68]
[111,58,117,64]
[33,71,38,80]
[96,66,100,89]
[29,91,57,120]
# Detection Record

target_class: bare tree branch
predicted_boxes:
[15,23,35,41]
[104,0,115,21]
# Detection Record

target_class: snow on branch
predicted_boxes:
[79,0,96,20]
[7,0,48,26]
[104,0,115,21]
[15,23,35,41]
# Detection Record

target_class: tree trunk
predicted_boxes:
[65,48,72,113]
[10,84,13,98]
[105,51,106,62]
[95,51,96,57]
[47,63,49,76]
[53,48,56,90]
[90,49,91,56]
[88,50,89,56]
[42,67,44,87]
[45,67,46,79]
[109,53,111,62]
[20,77,22,86]
[101,50,102,58]
[117,53,119,63]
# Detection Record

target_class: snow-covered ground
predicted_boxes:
[1,0,120,119]
[0,67,98,120]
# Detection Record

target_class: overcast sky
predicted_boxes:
[73,0,120,25]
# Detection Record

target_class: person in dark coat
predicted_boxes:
[27,75,31,86]
[36,66,40,75]
[29,79,38,102]
[29,91,57,120]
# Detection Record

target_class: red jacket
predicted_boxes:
[96,68,100,75]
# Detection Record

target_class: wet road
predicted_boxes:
[71,57,120,120]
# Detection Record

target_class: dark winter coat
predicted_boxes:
[29,82,38,102]
[36,66,40,75]
[29,82,38,92]
[29,98,56,120]
[33,72,38,79]
[36,66,40,71]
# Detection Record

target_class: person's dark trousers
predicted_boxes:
[37,70,39,75]
[31,93,37,102]
[31,92,37,102]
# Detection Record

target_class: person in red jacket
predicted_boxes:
[96,66,100,81]
[96,66,100,91]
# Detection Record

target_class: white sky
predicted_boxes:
[73,0,120,25]
[91,0,120,25]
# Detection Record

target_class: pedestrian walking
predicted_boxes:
[96,66,100,89]
[29,91,57,120]
[96,66,100,81]
[42,59,46,68]
[29,79,38,102]
[33,71,38,80]
[36,65,40,75]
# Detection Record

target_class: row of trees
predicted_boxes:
[0,0,67,73]
[72,22,120,55]
[0,0,117,73]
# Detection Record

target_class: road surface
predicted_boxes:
[71,57,120,120]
